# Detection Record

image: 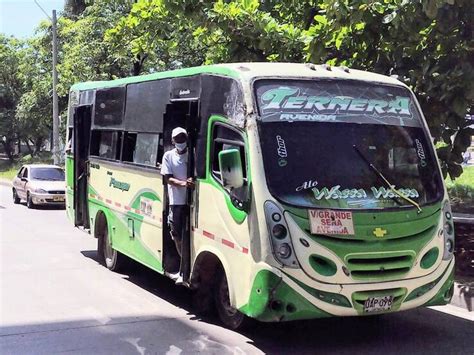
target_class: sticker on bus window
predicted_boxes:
[255,80,423,127]
[309,209,355,235]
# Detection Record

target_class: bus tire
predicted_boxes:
[214,268,248,330]
[97,216,127,272]
[12,189,20,204]
[26,192,35,209]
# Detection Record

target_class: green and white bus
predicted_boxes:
[65,63,455,329]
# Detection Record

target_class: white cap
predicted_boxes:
[171,127,187,138]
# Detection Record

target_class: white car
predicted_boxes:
[12,164,66,208]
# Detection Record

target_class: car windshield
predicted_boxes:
[254,79,443,210]
[31,167,65,181]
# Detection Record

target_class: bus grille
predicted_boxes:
[345,252,415,281]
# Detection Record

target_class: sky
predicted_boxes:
[0,0,64,38]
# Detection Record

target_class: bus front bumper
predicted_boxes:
[239,259,454,322]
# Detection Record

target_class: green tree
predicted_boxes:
[106,0,473,178]
[306,0,474,179]
[0,35,24,161]
[15,21,59,154]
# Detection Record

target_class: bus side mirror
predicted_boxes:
[218,149,244,189]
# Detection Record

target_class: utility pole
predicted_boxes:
[52,9,59,165]
[34,1,59,164]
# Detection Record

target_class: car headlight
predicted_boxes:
[442,200,455,260]
[34,188,47,193]
[264,201,299,268]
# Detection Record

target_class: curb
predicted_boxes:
[454,213,474,225]
[451,281,473,312]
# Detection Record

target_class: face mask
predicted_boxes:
[175,142,187,152]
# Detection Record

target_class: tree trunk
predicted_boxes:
[25,139,34,155]
[1,140,15,162]
[33,137,43,155]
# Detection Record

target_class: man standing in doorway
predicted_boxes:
[161,127,194,284]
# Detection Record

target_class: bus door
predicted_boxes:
[162,99,200,278]
[73,105,92,228]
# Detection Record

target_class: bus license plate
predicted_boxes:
[363,295,394,313]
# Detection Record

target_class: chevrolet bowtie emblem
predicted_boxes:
[373,228,387,238]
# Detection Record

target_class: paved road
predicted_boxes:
[0,184,472,354]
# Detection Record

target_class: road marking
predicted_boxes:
[429,304,474,321]
[166,345,183,355]
[123,337,146,355]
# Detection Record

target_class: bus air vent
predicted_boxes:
[345,252,415,281]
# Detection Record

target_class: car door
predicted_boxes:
[19,167,29,199]
[13,167,24,197]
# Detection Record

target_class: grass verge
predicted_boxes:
[0,152,54,181]
[446,166,474,214]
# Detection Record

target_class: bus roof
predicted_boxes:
[70,62,405,91]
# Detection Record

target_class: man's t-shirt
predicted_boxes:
[161,149,188,205]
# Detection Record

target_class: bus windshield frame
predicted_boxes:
[253,78,444,211]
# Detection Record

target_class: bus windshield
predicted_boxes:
[255,79,443,210]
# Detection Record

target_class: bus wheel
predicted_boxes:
[12,189,20,204]
[214,269,247,330]
[26,193,35,209]
[99,219,126,272]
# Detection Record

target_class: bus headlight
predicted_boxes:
[277,243,292,259]
[264,201,299,268]
[445,239,454,254]
[442,201,455,260]
[272,224,287,239]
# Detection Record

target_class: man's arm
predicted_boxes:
[161,152,194,188]
[164,175,188,187]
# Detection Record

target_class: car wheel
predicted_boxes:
[12,189,20,204]
[214,268,248,330]
[26,192,35,209]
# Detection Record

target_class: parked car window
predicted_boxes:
[30,168,65,181]
[23,168,28,179]
[17,167,24,177]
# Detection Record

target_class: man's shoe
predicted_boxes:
[169,272,180,281]
[175,275,184,285]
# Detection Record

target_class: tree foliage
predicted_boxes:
[0,35,23,160]
[1,0,472,178]
[106,0,473,179]
[307,0,474,179]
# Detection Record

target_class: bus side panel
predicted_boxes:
[193,180,254,309]
[65,154,75,223]
[88,160,164,273]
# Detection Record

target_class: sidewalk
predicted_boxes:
[451,281,473,311]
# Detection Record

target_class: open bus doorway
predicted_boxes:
[73,105,92,228]
[162,100,200,283]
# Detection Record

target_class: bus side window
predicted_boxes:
[65,127,73,154]
[90,130,122,161]
[211,124,247,185]
[122,132,161,168]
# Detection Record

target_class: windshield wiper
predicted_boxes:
[353,145,422,214]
